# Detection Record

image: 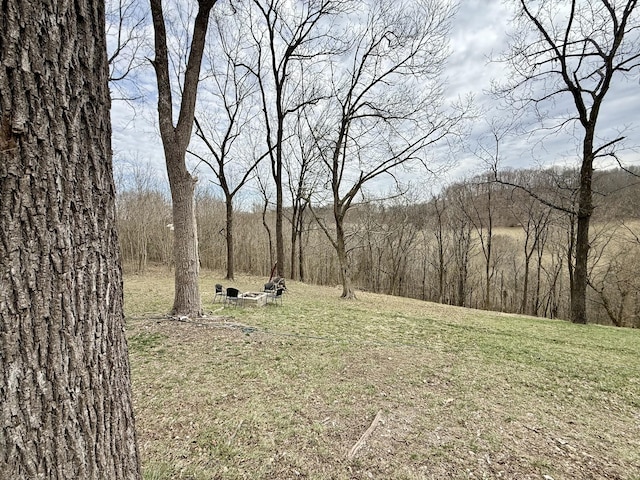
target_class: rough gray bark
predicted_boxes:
[336,212,356,299]
[0,1,140,478]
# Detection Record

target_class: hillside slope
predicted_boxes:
[125,269,640,479]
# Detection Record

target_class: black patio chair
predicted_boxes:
[213,283,225,303]
[267,287,284,306]
[225,287,243,307]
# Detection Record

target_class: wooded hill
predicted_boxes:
[117,166,640,327]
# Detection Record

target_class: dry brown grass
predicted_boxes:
[125,267,640,479]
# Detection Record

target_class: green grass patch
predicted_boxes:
[128,332,168,355]
[125,267,640,479]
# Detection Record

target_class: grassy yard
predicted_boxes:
[125,268,640,480]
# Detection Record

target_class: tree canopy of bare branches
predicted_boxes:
[310,0,468,299]
[245,0,351,278]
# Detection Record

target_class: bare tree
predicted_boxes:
[506,174,553,315]
[310,0,466,299]
[285,110,323,280]
[149,0,217,317]
[448,183,477,306]
[587,222,640,326]
[431,195,451,304]
[382,201,422,297]
[255,163,276,273]
[245,0,349,278]
[459,176,495,310]
[1,1,140,477]
[116,159,171,273]
[356,203,386,292]
[497,0,640,323]
[189,7,264,280]
[106,0,149,102]
[473,117,524,309]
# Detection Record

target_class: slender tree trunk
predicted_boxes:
[298,233,305,281]
[275,141,285,278]
[521,255,531,314]
[260,191,274,272]
[0,1,140,478]
[484,236,492,310]
[534,242,545,316]
[484,185,493,310]
[421,250,428,301]
[572,136,595,324]
[457,265,466,307]
[265,224,275,274]
[567,215,576,315]
[434,199,446,304]
[290,206,298,280]
[271,77,286,279]
[297,204,307,282]
[336,218,356,299]
[437,233,445,304]
[225,195,235,280]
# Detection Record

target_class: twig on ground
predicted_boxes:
[227,419,244,446]
[347,410,383,460]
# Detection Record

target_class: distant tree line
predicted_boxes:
[117,166,640,328]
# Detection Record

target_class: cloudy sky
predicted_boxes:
[447,0,640,178]
[109,0,640,193]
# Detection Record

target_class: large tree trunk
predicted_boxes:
[0,1,140,478]
[572,197,591,324]
[572,215,590,324]
[167,157,201,315]
[335,218,356,299]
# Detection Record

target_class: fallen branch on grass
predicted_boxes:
[347,410,383,460]
[227,419,244,446]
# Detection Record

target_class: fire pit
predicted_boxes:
[239,292,267,307]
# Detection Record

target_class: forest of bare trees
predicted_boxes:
[117,166,640,328]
